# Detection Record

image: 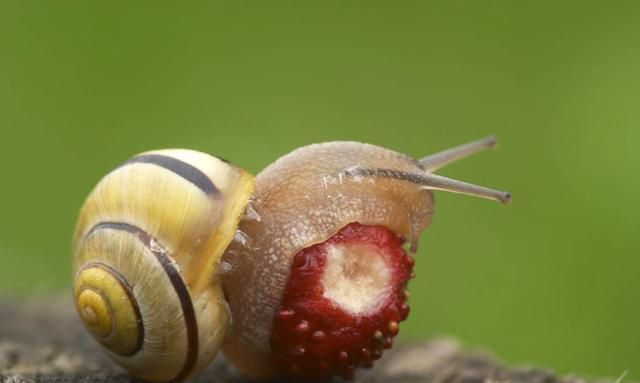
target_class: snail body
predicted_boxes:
[222,142,435,377]
[72,138,510,381]
[221,140,509,378]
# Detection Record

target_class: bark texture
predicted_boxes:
[0,295,606,383]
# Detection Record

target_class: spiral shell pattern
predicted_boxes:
[72,149,254,382]
[74,262,143,356]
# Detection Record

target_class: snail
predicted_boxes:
[72,137,510,382]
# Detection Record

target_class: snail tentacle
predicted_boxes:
[419,135,497,172]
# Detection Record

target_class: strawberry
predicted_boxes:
[270,222,414,379]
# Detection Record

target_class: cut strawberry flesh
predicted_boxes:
[270,223,414,379]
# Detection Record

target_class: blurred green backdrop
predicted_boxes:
[1,0,638,379]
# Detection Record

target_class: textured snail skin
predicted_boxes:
[221,142,435,378]
[72,149,254,382]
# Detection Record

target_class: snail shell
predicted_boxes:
[72,149,253,382]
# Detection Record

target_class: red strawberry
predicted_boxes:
[270,222,414,379]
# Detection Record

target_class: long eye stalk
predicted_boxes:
[418,136,511,204]
[417,172,511,204]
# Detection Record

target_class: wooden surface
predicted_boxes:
[0,295,600,383]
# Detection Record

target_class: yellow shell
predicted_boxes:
[72,149,254,382]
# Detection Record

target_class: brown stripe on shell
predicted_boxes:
[85,222,199,381]
[212,154,230,164]
[117,154,218,195]
[76,262,145,356]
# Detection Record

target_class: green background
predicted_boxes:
[1,1,638,379]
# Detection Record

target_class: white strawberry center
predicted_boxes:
[321,243,391,315]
